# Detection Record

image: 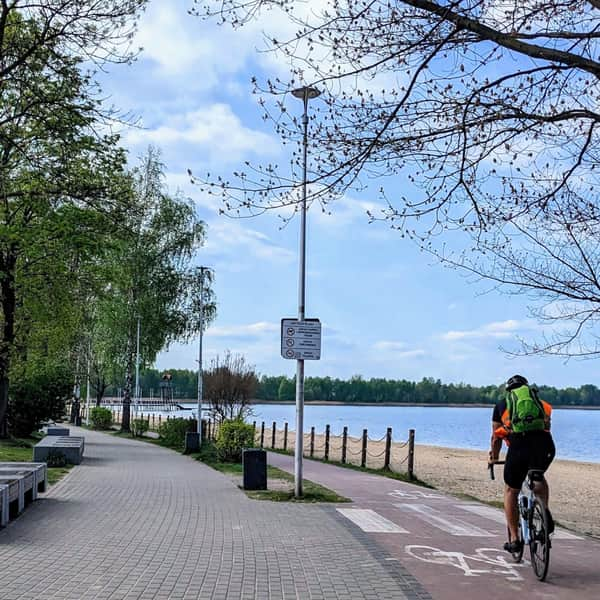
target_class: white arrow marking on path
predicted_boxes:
[395,504,495,536]
[337,508,409,533]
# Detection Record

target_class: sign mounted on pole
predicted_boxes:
[281,318,321,360]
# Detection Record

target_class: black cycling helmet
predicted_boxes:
[506,374,528,391]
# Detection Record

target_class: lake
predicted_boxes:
[135,402,600,464]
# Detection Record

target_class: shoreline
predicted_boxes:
[249,400,600,410]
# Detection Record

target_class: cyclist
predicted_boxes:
[489,374,556,553]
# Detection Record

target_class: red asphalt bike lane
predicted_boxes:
[267,452,600,600]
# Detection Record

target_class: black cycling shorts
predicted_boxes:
[504,430,556,490]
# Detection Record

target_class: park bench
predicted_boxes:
[33,436,84,465]
[47,426,70,436]
[0,472,32,521]
[0,462,47,493]
[0,483,8,527]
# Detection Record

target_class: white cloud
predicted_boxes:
[123,104,278,164]
[441,319,525,341]
[373,341,407,352]
[208,321,279,338]
[309,193,381,229]
[372,341,426,359]
[202,220,295,267]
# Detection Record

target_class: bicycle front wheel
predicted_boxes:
[529,498,551,581]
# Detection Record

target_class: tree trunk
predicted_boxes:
[121,341,132,432]
[0,247,17,438]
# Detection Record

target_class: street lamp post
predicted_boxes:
[135,315,141,416]
[197,266,208,444]
[291,85,320,498]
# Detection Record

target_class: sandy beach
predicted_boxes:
[268,428,600,538]
[413,444,600,538]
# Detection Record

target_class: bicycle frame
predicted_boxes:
[488,461,551,581]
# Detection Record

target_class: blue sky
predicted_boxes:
[98,0,595,389]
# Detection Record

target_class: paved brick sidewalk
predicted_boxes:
[0,428,430,600]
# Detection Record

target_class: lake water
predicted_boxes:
[130,403,600,463]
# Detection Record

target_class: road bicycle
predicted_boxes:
[489,461,551,581]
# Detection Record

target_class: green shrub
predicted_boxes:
[132,418,149,438]
[215,419,255,462]
[158,417,196,449]
[8,366,70,436]
[89,407,113,430]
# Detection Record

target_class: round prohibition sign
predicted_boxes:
[285,349,295,358]
[287,327,295,335]
[286,339,294,347]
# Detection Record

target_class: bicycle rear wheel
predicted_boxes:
[529,498,551,581]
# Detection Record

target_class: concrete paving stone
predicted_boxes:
[0,427,431,600]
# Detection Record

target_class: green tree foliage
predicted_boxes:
[0,9,138,437]
[8,364,70,436]
[90,147,213,432]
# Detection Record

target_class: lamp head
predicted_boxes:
[291,86,321,100]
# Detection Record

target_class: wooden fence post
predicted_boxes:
[384,427,392,470]
[271,421,277,449]
[324,424,330,461]
[260,421,265,448]
[361,429,368,468]
[341,426,348,464]
[310,426,315,458]
[283,422,288,451]
[408,429,415,480]
[252,421,256,444]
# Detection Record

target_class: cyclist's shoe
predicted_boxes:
[546,509,555,535]
[503,539,524,553]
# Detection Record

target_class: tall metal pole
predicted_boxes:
[197,267,205,441]
[85,345,91,425]
[291,85,320,498]
[135,315,141,414]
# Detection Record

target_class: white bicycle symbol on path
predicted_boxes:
[405,545,528,580]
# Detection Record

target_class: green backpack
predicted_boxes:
[507,385,545,433]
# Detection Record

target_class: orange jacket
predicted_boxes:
[494,399,552,441]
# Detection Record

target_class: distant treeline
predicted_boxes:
[106,370,600,407]
[255,375,600,407]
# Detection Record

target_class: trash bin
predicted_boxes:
[185,432,200,453]
[242,448,267,490]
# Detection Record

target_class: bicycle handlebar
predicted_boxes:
[488,460,505,481]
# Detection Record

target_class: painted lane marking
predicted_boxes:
[395,504,495,536]
[457,503,584,540]
[337,508,409,533]
[388,489,444,500]
[405,545,527,580]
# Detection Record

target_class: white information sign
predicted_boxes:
[281,318,321,360]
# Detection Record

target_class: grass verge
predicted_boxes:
[0,435,73,486]
[190,442,350,503]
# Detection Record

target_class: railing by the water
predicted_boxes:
[253,420,416,480]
